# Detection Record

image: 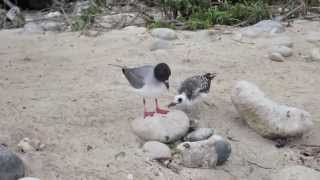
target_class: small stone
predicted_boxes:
[271,46,293,57]
[17,138,34,153]
[269,52,285,62]
[184,128,214,142]
[231,81,313,139]
[142,141,171,160]
[271,165,320,180]
[310,48,320,61]
[176,135,231,168]
[0,145,25,180]
[131,110,190,143]
[151,28,177,41]
[150,39,171,51]
[18,178,40,180]
[44,11,61,18]
[23,22,44,34]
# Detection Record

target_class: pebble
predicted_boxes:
[150,28,177,40]
[17,138,45,153]
[231,81,313,139]
[184,128,214,142]
[142,141,171,160]
[271,46,293,57]
[131,110,190,143]
[176,135,231,168]
[0,145,25,180]
[269,52,285,62]
[271,165,320,180]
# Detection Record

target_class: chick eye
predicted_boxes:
[178,98,182,103]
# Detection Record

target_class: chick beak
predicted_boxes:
[168,102,177,108]
[164,80,169,90]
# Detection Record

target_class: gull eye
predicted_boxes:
[178,98,183,103]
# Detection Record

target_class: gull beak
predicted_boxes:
[168,102,177,108]
[164,80,169,90]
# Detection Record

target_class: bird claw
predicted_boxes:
[156,108,169,114]
[144,112,155,118]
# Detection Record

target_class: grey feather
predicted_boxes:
[178,74,212,100]
[122,65,153,89]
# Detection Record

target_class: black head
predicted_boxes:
[204,73,217,80]
[154,63,171,88]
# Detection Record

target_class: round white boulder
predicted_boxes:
[231,81,313,138]
[271,46,293,57]
[131,110,190,143]
[150,28,177,40]
[271,165,320,180]
[176,135,231,168]
[142,141,171,160]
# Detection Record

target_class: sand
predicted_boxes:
[0,20,319,180]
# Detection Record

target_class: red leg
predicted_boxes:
[143,98,154,118]
[155,98,169,114]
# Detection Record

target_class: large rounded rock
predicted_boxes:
[131,110,190,143]
[176,135,231,168]
[150,28,177,40]
[231,81,313,138]
[271,165,320,180]
[271,46,293,57]
[0,145,25,180]
[142,141,171,160]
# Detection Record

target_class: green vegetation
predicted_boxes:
[154,0,270,30]
[71,0,106,31]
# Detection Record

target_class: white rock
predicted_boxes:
[271,46,293,57]
[18,178,40,180]
[150,39,171,51]
[231,81,313,138]
[240,20,285,38]
[271,36,294,48]
[44,11,61,18]
[184,128,214,142]
[310,48,320,61]
[131,110,189,143]
[176,135,231,168]
[0,145,25,180]
[271,165,320,180]
[254,20,285,33]
[17,138,45,153]
[269,52,285,62]
[23,22,44,34]
[142,141,171,160]
[150,28,177,40]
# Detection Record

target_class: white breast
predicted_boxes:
[134,82,167,97]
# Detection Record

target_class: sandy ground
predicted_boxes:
[0,20,319,180]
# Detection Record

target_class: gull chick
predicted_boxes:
[168,73,216,108]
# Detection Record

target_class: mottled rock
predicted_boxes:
[0,145,25,180]
[231,81,313,138]
[176,135,231,168]
[240,20,285,38]
[151,28,177,40]
[271,165,320,180]
[132,110,190,143]
[39,21,64,31]
[184,128,214,142]
[271,36,294,48]
[142,141,171,160]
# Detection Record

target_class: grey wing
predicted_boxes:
[178,76,203,100]
[122,65,153,89]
